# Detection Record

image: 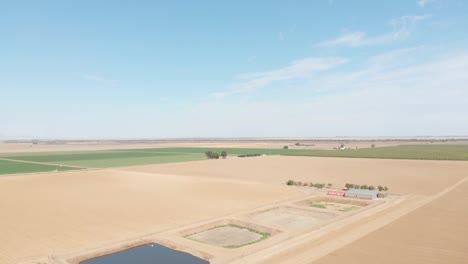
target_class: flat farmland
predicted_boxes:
[0,154,467,264]
[124,145,468,161]
[0,159,79,175]
[0,168,301,264]
[284,145,468,161]
[312,178,468,264]
[124,155,468,195]
[0,150,205,169]
[1,144,467,176]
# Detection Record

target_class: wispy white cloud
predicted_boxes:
[211,57,348,98]
[195,50,468,137]
[320,32,367,47]
[319,15,430,47]
[366,47,419,69]
[418,0,436,7]
[83,74,118,86]
[278,31,284,41]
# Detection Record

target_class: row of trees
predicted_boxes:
[205,151,227,159]
[345,183,389,192]
[286,180,332,189]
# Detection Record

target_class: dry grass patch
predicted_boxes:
[297,196,372,213]
[182,219,277,249]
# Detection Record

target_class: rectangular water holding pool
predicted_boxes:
[80,243,209,264]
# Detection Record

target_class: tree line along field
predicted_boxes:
[0,144,467,175]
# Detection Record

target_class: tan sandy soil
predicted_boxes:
[0,169,301,264]
[252,175,468,264]
[1,155,467,264]
[2,139,467,153]
[247,207,335,229]
[122,156,468,195]
[0,142,188,153]
[312,178,468,264]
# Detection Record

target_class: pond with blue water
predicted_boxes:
[80,243,209,264]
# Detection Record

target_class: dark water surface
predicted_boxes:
[80,243,209,264]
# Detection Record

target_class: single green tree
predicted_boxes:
[286,180,295,186]
[221,151,227,159]
[361,184,368,190]
[378,186,384,191]
[205,151,213,159]
[283,145,289,149]
[368,186,375,190]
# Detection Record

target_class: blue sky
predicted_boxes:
[1,0,467,139]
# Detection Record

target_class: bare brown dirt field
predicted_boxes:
[1,155,467,264]
[122,156,468,195]
[312,178,468,264]
[0,142,182,153]
[247,207,336,229]
[2,139,467,153]
[0,169,301,264]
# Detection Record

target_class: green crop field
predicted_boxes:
[122,147,291,155]
[283,144,468,161]
[0,159,79,175]
[0,150,205,168]
[1,144,466,176]
[120,145,468,161]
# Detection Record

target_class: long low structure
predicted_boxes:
[327,190,346,196]
[345,189,378,200]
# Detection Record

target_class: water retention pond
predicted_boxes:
[80,243,209,264]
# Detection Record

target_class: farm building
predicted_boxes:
[377,192,388,198]
[327,190,345,196]
[345,189,378,200]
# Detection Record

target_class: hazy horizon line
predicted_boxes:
[2,135,468,142]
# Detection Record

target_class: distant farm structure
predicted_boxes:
[344,189,378,200]
[238,154,263,158]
